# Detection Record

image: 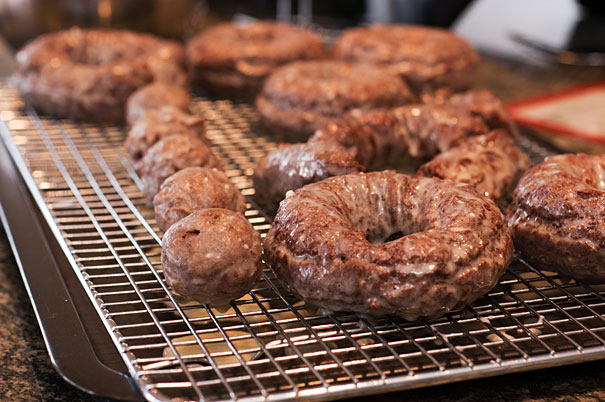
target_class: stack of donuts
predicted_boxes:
[14,22,605,320]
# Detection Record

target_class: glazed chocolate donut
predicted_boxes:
[256,60,414,141]
[187,21,326,97]
[162,208,262,305]
[310,100,490,169]
[435,89,519,136]
[253,142,364,212]
[140,135,222,204]
[508,153,605,282]
[125,83,191,125]
[125,106,206,172]
[254,90,528,211]
[417,130,530,207]
[264,171,513,320]
[153,167,246,232]
[15,28,186,122]
[333,24,480,94]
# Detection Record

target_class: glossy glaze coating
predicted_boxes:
[187,21,326,97]
[15,28,185,122]
[162,208,262,305]
[140,135,222,204]
[253,141,363,212]
[508,153,605,282]
[311,101,489,168]
[125,106,206,172]
[125,82,191,125]
[333,25,480,93]
[418,130,530,207]
[264,171,513,320]
[256,60,414,141]
[153,167,246,232]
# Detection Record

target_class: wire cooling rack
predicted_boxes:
[1,79,604,402]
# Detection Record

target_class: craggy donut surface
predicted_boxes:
[333,25,480,94]
[256,60,414,141]
[15,28,185,122]
[187,21,325,97]
[417,130,530,207]
[264,171,513,320]
[508,154,605,282]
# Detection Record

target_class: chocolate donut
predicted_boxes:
[125,82,191,125]
[153,167,246,232]
[162,208,262,305]
[254,90,527,212]
[125,106,206,172]
[417,130,530,207]
[508,153,605,282]
[264,171,513,320]
[140,135,222,204]
[15,28,185,122]
[256,60,414,141]
[333,24,480,94]
[253,142,364,212]
[187,21,326,97]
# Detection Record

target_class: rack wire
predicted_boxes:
[1,79,604,402]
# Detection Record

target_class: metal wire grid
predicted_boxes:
[1,80,605,402]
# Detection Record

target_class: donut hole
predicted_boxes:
[363,219,423,245]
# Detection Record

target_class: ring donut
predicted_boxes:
[333,24,480,94]
[256,60,414,141]
[508,153,605,282]
[187,21,326,97]
[264,171,513,320]
[15,28,185,122]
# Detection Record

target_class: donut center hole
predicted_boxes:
[383,231,405,243]
[365,224,420,245]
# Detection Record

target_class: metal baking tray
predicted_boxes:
[1,78,604,402]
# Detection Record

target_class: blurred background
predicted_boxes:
[0,0,604,148]
[1,0,604,55]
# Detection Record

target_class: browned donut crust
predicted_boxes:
[125,106,206,172]
[417,130,530,207]
[333,24,480,94]
[187,21,326,97]
[264,171,513,319]
[140,135,222,204]
[256,60,414,141]
[162,208,262,305]
[125,83,191,125]
[507,154,605,282]
[153,167,246,232]
[253,142,364,212]
[15,28,186,122]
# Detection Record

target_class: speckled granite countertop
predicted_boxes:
[1,224,605,401]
